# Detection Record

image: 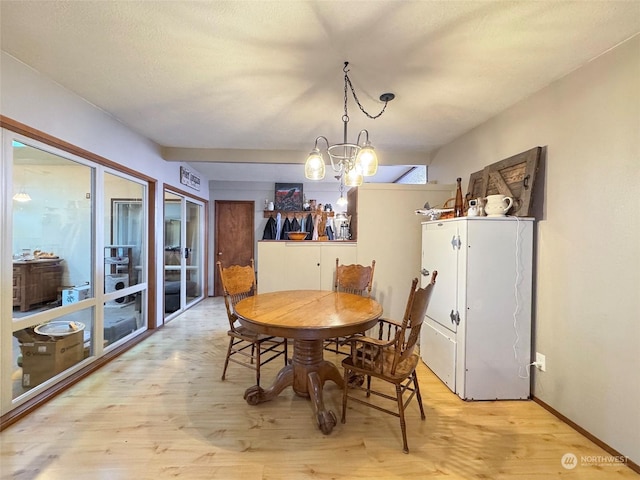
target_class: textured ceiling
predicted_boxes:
[1,1,639,182]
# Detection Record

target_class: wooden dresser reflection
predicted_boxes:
[13,259,63,312]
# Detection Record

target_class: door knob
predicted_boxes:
[218,252,222,255]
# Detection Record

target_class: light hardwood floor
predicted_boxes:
[1,297,636,479]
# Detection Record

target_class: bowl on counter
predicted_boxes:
[34,321,85,337]
[287,232,308,241]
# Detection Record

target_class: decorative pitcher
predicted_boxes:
[484,194,513,216]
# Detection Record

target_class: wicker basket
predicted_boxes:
[439,198,456,219]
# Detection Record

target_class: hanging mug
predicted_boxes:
[484,194,513,216]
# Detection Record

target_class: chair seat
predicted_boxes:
[342,350,420,383]
[228,325,279,342]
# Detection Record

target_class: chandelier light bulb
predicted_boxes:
[336,195,348,207]
[304,149,326,180]
[344,167,363,187]
[356,144,378,177]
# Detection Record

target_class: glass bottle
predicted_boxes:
[454,177,464,217]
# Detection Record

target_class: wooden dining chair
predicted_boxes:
[324,257,376,355]
[341,272,437,453]
[217,260,288,386]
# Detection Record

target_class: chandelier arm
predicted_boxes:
[313,135,330,150]
[328,153,343,174]
[315,135,343,173]
[355,129,370,146]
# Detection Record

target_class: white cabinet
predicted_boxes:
[257,241,357,293]
[420,217,533,400]
[257,184,454,319]
[349,183,453,321]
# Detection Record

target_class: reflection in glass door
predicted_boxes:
[10,141,94,401]
[164,190,203,319]
[186,200,202,305]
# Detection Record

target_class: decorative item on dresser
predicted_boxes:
[13,258,63,312]
[466,146,542,218]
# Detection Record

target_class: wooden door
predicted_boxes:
[214,201,255,296]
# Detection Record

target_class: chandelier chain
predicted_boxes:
[343,64,389,120]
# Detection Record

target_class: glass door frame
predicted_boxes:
[163,186,206,321]
[0,126,154,416]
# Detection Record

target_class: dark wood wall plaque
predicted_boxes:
[466,146,541,217]
[466,170,485,202]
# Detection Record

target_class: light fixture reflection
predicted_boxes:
[336,178,348,207]
[13,191,32,202]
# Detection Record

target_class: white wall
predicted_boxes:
[354,183,453,321]
[428,36,640,463]
[1,52,209,326]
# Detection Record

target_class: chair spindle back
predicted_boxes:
[390,272,437,375]
[217,260,257,330]
[334,258,376,297]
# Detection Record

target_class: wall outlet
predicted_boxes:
[535,352,546,372]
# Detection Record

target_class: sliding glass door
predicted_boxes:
[2,132,149,414]
[103,172,147,348]
[163,190,204,319]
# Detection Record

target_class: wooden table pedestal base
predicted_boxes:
[244,338,345,434]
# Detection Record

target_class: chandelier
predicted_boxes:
[304,62,394,187]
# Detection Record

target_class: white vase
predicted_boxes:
[484,194,513,216]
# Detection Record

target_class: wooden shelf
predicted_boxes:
[263,210,334,218]
[105,245,134,286]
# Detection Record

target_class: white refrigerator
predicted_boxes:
[420,217,534,400]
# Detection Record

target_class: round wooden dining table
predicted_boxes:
[234,289,383,434]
